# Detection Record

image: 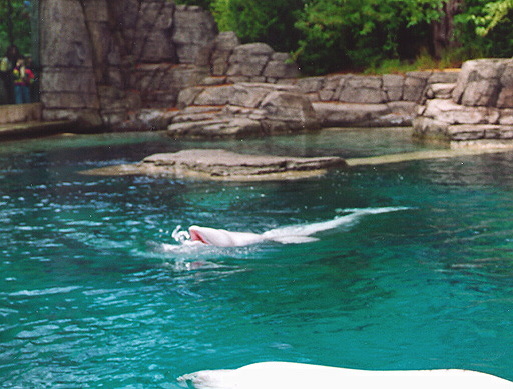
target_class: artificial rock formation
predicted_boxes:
[168,82,319,137]
[414,59,513,146]
[40,1,217,127]
[45,0,512,143]
[164,69,459,137]
[38,0,301,130]
[81,149,347,181]
[38,0,466,136]
[296,71,459,127]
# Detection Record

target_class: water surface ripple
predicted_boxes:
[1,130,513,388]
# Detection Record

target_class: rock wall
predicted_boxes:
[209,32,300,84]
[167,82,319,138]
[414,59,513,146]
[295,71,458,127]
[163,69,458,138]
[42,0,488,139]
[40,0,217,126]
[40,0,102,126]
[39,0,300,129]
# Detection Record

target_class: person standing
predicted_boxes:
[0,45,20,104]
[13,57,34,104]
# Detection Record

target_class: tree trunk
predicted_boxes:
[431,0,462,58]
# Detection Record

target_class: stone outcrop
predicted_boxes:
[168,82,319,137]
[38,0,467,136]
[81,149,347,181]
[414,59,513,146]
[46,0,513,144]
[38,1,301,129]
[295,71,459,127]
[209,33,301,83]
[164,67,458,136]
[40,1,217,127]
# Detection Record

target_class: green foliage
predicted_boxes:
[294,0,445,74]
[210,0,232,31]
[176,0,304,52]
[216,0,305,52]
[472,0,513,36]
[453,0,513,58]
[0,0,32,56]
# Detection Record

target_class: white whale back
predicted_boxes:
[189,226,265,247]
[178,362,513,389]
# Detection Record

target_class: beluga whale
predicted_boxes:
[177,361,513,389]
[176,207,409,248]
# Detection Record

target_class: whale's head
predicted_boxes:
[188,225,264,247]
[188,226,213,245]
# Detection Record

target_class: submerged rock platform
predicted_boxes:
[81,149,347,181]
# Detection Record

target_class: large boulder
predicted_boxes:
[227,43,274,77]
[211,31,240,75]
[336,76,387,104]
[414,58,513,146]
[452,58,513,108]
[422,99,499,125]
[312,102,414,127]
[168,83,320,138]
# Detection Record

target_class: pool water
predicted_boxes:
[2,129,513,388]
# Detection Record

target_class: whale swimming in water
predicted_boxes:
[177,361,513,389]
[188,225,269,247]
[184,207,408,248]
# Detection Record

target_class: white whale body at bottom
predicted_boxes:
[177,361,513,389]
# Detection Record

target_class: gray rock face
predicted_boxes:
[132,1,177,63]
[313,102,391,127]
[81,149,347,181]
[211,32,240,75]
[172,5,217,65]
[336,76,386,104]
[44,0,492,138]
[39,0,302,129]
[212,42,301,83]
[40,0,101,125]
[452,59,513,107]
[136,64,457,133]
[40,0,218,127]
[414,59,513,146]
[169,83,319,137]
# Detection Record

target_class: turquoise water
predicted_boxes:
[2,129,513,388]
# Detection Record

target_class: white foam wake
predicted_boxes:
[262,206,409,243]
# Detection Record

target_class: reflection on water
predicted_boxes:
[1,129,513,387]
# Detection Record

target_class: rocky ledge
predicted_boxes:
[414,59,513,147]
[167,83,320,138]
[81,149,347,181]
